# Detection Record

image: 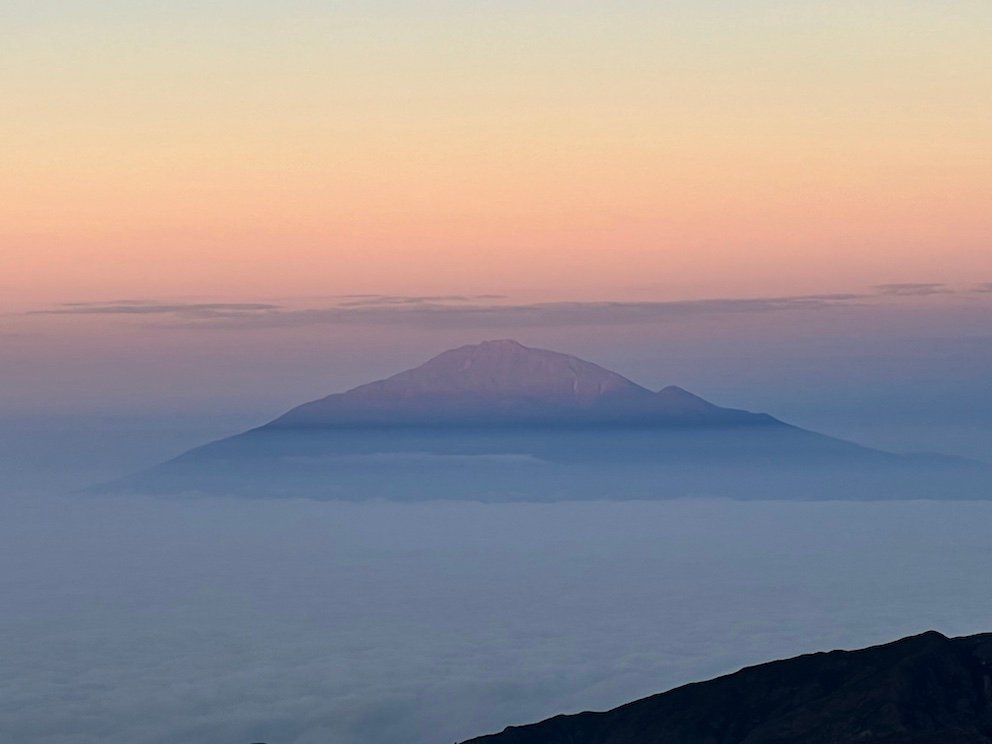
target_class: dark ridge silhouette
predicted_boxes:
[462,631,992,744]
[97,340,988,500]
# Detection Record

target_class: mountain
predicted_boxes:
[266,339,773,428]
[99,340,987,500]
[461,630,992,744]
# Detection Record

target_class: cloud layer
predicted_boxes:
[4,494,992,744]
[28,284,991,330]
[30,300,281,318]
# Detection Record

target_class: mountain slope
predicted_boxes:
[98,340,987,500]
[462,631,992,744]
[266,339,768,427]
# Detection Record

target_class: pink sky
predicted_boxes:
[2,1,991,461]
[4,1,991,311]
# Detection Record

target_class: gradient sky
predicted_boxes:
[5,0,991,303]
[2,1,991,465]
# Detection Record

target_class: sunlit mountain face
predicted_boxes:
[268,339,774,427]
[100,341,988,501]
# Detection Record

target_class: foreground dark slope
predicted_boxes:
[103,340,986,499]
[463,631,992,744]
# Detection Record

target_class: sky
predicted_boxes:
[2,0,991,468]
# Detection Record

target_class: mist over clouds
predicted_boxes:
[3,494,992,744]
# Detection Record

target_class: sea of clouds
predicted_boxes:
[2,493,991,744]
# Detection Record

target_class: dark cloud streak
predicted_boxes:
[30,284,985,331]
[874,283,949,297]
[176,293,868,329]
[30,301,281,319]
[334,294,508,308]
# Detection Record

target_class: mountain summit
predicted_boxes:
[345,339,645,400]
[269,340,752,427]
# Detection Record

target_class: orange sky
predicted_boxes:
[3,1,991,312]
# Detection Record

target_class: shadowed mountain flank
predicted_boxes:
[99,341,987,500]
[462,631,992,744]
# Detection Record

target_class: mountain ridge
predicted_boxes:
[267,339,769,428]
[461,630,992,744]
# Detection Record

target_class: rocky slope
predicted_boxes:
[462,631,992,744]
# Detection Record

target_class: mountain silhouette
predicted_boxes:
[99,341,986,500]
[461,630,992,744]
[267,339,774,428]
